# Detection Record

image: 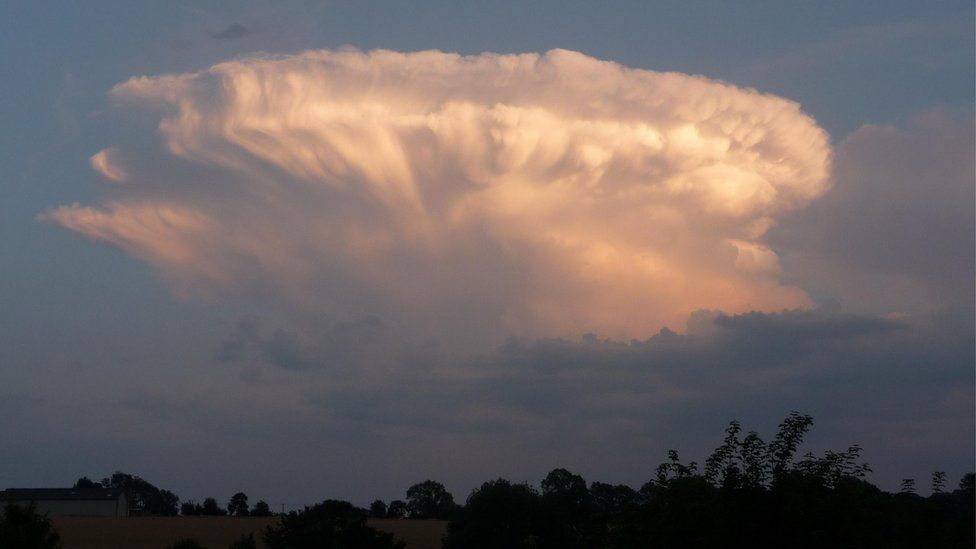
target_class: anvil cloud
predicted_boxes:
[45,49,831,340]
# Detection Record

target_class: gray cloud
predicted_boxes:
[202,306,975,495]
[218,315,389,370]
[3,305,969,507]
[769,108,975,314]
[208,23,254,41]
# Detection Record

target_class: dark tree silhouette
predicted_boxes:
[589,482,636,517]
[767,411,813,479]
[369,499,387,518]
[405,480,457,519]
[442,412,974,549]
[443,479,575,549]
[931,471,947,494]
[200,497,226,516]
[72,477,99,490]
[180,501,202,516]
[227,492,249,516]
[386,500,407,519]
[251,500,273,517]
[0,503,62,549]
[541,468,595,544]
[100,471,179,515]
[263,500,404,549]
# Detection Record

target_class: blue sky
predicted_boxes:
[1,1,973,508]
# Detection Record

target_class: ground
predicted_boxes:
[51,516,447,549]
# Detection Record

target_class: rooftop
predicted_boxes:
[0,488,125,501]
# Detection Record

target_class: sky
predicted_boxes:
[1,1,973,509]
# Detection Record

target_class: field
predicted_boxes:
[51,516,447,549]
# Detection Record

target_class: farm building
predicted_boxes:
[0,488,128,517]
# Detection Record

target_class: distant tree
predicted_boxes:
[738,431,769,487]
[405,480,457,519]
[959,473,974,494]
[901,478,916,494]
[589,482,636,517]
[227,492,249,516]
[541,469,590,508]
[443,479,574,549]
[263,500,404,549]
[703,420,742,488]
[655,450,698,484]
[541,468,597,545]
[793,445,871,488]
[541,468,590,522]
[767,411,813,479]
[201,497,227,516]
[931,471,947,494]
[101,471,179,515]
[72,477,99,490]
[369,499,387,518]
[229,533,257,549]
[250,500,273,517]
[0,503,63,549]
[386,500,407,519]
[180,501,203,516]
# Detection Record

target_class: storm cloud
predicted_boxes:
[44,48,832,343]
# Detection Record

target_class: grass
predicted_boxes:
[51,516,447,549]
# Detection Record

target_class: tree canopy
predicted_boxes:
[263,500,404,549]
[0,503,62,549]
[405,480,458,519]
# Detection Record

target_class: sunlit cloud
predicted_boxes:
[90,148,128,182]
[45,48,832,341]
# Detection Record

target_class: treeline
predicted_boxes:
[3,412,973,548]
[72,474,272,517]
[259,412,976,548]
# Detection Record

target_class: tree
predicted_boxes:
[263,500,405,549]
[767,411,813,479]
[704,420,743,488]
[227,492,249,516]
[180,501,202,516]
[201,497,226,516]
[655,450,698,485]
[443,479,574,549]
[386,500,407,519]
[100,471,179,515]
[540,468,590,526]
[931,471,947,494]
[72,477,99,490]
[901,478,916,494]
[0,503,63,549]
[369,499,387,518]
[251,500,273,517]
[405,480,457,519]
[589,482,636,517]
[541,469,589,507]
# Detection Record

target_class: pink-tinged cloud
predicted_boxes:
[45,49,832,342]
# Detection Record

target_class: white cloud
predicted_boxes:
[44,49,832,342]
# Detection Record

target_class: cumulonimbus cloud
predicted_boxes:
[43,48,831,341]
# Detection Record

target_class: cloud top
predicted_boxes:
[45,49,831,341]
